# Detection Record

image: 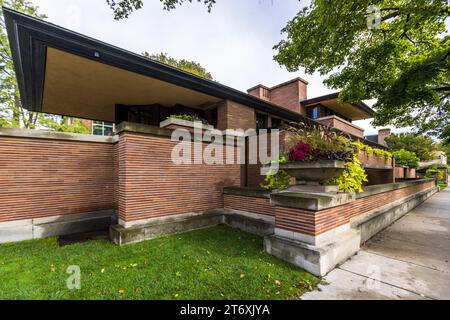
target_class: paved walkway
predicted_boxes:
[302,188,450,300]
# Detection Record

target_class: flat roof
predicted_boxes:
[301,92,374,120]
[3,7,309,123]
[3,7,387,149]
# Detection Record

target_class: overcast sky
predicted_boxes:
[31,0,420,135]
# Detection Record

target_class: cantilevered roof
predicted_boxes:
[3,7,308,123]
[301,92,374,121]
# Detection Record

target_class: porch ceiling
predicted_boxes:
[43,48,221,122]
[4,7,306,124]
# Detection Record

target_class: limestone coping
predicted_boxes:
[0,126,118,144]
[223,187,271,199]
[115,121,245,146]
[355,178,435,199]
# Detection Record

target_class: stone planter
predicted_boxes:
[279,160,346,192]
[159,118,214,132]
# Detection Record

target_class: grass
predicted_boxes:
[0,226,318,300]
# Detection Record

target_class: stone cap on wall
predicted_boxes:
[0,126,117,144]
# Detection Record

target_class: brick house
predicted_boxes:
[0,8,438,276]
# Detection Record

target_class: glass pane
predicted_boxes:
[103,126,113,136]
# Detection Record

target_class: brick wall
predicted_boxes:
[275,180,435,236]
[224,194,275,217]
[315,116,364,138]
[0,135,116,223]
[217,100,256,131]
[269,80,306,115]
[118,132,241,222]
[395,166,405,179]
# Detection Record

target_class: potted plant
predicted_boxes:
[274,123,355,192]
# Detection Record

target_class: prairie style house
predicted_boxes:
[0,8,438,276]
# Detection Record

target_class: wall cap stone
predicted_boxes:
[356,178,435,199]
[223,187,271,199]
[0,126,118,144]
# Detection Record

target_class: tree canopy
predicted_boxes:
[107,0,216,19]
[0,1,90,133]
[385,132,437,161]
[274,0,450,143]
[393,149,420,168]
[143,52,213,80]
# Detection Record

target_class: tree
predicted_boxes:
[385,133,437,161]
[393,149,420,168]
[0,1,90,133]
[143,52,213,80]
[274,1,450,143]
[107,0,216,19]
[436,142,450,164]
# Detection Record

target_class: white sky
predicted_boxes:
[31,0,428,135]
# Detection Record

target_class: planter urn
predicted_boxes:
[279,160,346,192]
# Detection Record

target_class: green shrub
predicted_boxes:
[261,154,291,190]
[438,183,447,190]
[393,149,420,168]
[425,168,444,180]
[168,114,208,124]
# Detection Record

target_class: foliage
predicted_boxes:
[429,163,450,170]
[425,168,445,180]
[0,2,91,134]
[168,114,208,124]
[351,141,392,161]
[274,0,450,143]
[385,133,437,161]
[261,154,291,190]
[436,142,450,165]
[144,52,213,80]
[0,226,318,299]
[393,149,420,169]
[39,116,90,134]
[107,0,217,19]
[438,183,448,189]
[284,122,354,158]
[328,160,368,193]
[282,123,368,192]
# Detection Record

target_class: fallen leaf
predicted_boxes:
[275,280,281,286]
[240,273,245,278]
[118,288,125,294]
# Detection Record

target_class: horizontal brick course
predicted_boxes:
[0,136,116,222]
[119,132,241,222]
[224,194,275,217]
[275,180,435,236]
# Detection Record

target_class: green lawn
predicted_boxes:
[0,226,318,300]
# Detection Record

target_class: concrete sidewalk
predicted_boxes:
[302,188,450,300]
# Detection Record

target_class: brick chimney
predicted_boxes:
[247,77,308,115]
[378,128,391,145]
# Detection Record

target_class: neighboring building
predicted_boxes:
[81,120,114,136]
[419,151,448,169]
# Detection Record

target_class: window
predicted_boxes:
[93,121,114,136]
[311,106,320,119]
[256,113,268,129]
[271,117,282,129]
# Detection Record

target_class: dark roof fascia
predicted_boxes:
[2,7,307,123]
[301,92,375,117]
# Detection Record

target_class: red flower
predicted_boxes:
[288,141,314,161]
